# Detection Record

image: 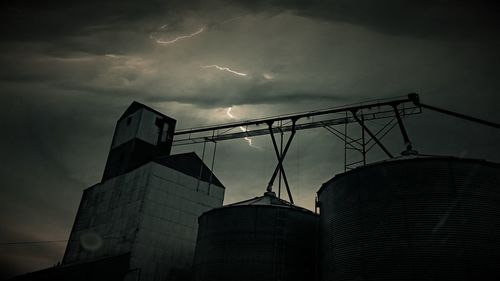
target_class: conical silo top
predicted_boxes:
[225,191,313,213]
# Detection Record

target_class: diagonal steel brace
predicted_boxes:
[266,119,297,203]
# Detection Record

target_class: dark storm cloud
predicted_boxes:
[2,0,168,41]
[230,0,500,40]
[0,0,500,52]
[3,0,499,48]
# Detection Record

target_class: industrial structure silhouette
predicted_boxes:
[10,94,500,281]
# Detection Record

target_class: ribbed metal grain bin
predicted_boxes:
[193,191,319,281]
[318,156,500,281]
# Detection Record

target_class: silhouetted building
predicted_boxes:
[13,100,500,281]
[12,102,225,281]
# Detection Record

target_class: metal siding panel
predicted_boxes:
[193,205,319,281]
[319,158,500,281]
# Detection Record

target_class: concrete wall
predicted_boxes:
[131,163,224,281]
[63,161,225,281]
[63,165,151,264]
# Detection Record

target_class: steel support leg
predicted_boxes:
[267,120,296,203]
[392,104,413,151]
[351,110,394,159]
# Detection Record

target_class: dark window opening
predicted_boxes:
[126,116,132,126]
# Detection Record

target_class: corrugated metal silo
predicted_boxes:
[193,191,319,281]
[318,156,500,281]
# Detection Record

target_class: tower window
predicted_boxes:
[126,116,132,126]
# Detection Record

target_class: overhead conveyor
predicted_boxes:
[173,93,500,202]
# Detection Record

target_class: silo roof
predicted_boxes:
[317,154,500,196]
[118,101,175,123]
[154,152,225,188]
[225,191,314,213]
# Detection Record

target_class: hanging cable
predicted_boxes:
[0,240,68,245]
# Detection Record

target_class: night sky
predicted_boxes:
[1,0,500,278]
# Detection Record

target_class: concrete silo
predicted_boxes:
[317,156,500,281]
[193,191,319,281]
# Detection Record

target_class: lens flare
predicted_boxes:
[79,231,103,252]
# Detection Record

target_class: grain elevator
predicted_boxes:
[61,102,225,281]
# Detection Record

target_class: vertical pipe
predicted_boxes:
[279,126,283,198]
[197,139,207,191]
[208,138,217,194]
[344,112,348,172]
[361,112,366,166]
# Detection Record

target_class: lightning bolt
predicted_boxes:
[226,107,236,119]
[226,107,259,149]
[202,65,247,77]
[240,127,255,147]
[151,14,248,46]
[152,26,205,45]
